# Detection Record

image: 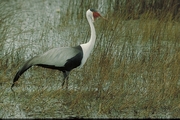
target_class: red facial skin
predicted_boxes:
[93,12,101,19]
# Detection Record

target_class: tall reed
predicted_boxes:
[0,0,180,118]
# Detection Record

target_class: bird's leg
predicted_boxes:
[65,75,69,89]
[62,71,66,88]
[62,71,70,89]
[65,71,70,89]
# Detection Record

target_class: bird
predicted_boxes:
[11,8,104,91]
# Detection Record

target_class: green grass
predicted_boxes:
[0,0,180,118]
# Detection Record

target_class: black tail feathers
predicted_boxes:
[11,59,33,91]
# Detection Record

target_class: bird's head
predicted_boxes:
[86,9,107,22]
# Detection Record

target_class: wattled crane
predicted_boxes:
[11,8,105,91]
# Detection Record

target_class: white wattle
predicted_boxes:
[80,10,96,67]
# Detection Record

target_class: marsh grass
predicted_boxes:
[1,0,180,118]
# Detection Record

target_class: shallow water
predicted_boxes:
[0,0,178,118]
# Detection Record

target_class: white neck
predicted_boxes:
[80,11,96,67]
[86,14,96,52]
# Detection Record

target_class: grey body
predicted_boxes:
[35,46,83,71]
[11,45,83,88]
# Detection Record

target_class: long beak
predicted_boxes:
[100,15,108,21]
